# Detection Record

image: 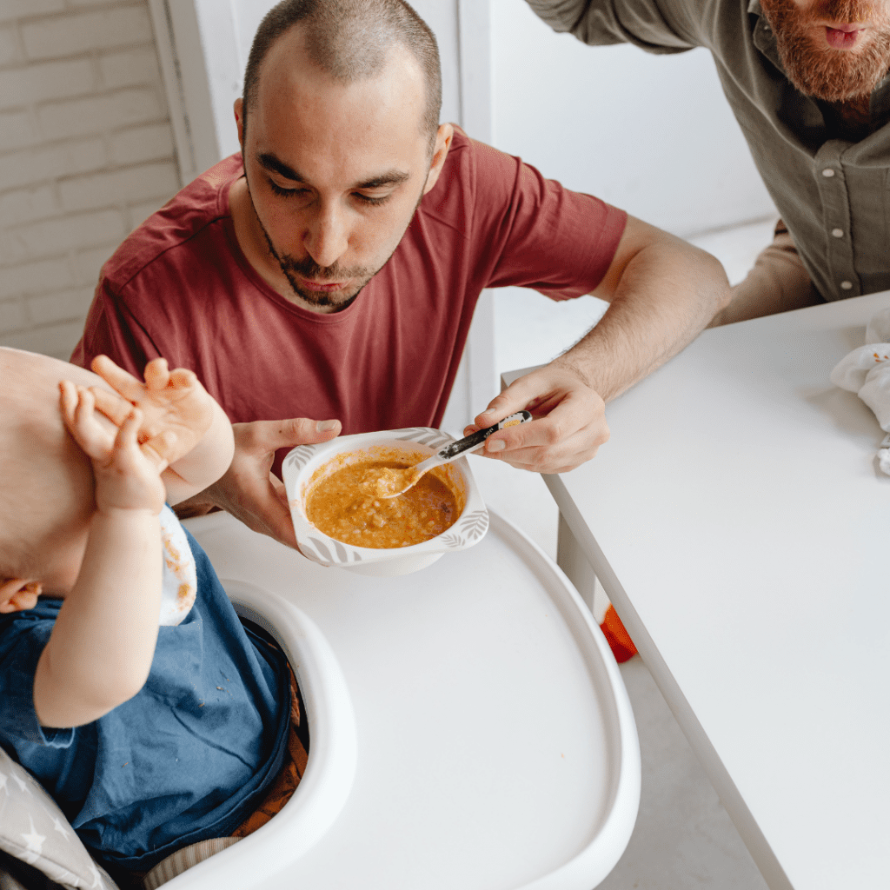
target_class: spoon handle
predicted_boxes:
[434,410,532,463]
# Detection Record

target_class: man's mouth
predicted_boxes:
[298,278,348,293]
[824,23,866,49]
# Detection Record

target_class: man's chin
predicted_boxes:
[289,279,364,311]
[780,38,889,100]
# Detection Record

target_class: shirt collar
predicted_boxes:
[749,0,783,72]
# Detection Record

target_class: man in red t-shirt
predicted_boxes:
[73,0,730,550]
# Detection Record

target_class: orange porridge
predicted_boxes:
[305,458,459,548]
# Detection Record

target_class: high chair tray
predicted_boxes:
[177,508,639,890]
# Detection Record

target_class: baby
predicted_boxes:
[0,349,305,882]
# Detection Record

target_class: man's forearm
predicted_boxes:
[558,236,730,400]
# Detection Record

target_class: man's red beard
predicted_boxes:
[760,0,890,101]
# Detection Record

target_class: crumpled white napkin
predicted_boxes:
[830,306,890,474]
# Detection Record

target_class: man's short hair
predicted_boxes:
[242,0,442,148]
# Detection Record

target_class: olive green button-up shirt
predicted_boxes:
[526,0,890,302]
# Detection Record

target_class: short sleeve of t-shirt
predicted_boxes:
[0,610,73,748]
[459,135,627,300]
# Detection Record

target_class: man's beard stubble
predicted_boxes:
[259,227,373,311]
[761,0,890,101]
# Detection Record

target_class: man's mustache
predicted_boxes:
[810,0,885,21]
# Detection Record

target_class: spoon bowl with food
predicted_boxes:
[364,411,532,498]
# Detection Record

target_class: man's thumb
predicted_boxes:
[270,417,342,447]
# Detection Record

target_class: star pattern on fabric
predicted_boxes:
[20,814,46,865]
[0,751,120,890]
[86,857,105,889]
[51,813,71,840]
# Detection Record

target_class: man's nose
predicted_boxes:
[304,202,349,269]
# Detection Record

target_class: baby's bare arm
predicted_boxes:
[33,388,167,728]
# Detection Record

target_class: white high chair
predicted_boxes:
[174,509,640,890]
[0,509,639,890]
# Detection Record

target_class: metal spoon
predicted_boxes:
[371,410,533,498]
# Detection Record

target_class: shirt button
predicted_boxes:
[822,168,836,177]
[831,228,844,238]
[840,280,853,290]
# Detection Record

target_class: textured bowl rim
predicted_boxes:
[281,427,489,568]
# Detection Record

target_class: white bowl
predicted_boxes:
[282,427,489,576]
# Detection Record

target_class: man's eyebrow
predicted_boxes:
[257,152,410,189]
[258,152,303,182]
[357,171,411,189]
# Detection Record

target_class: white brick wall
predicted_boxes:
[0,0,179,359]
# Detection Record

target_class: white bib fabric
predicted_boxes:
[158,505,197,626]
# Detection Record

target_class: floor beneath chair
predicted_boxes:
[469,217,777,888]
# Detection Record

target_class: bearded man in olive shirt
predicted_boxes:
[526,0,890,324]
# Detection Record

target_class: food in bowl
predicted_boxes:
[304,456,461,548]
[282,428,488,576]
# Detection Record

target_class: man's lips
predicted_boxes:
[824,22,866,49]
[299,277,348,292]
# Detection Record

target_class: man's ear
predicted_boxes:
[234,97,245,147]
[423,123,454,195]
[0,579,42,614]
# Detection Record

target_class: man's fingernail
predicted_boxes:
[487,438,505,452]
[317,420,338,432]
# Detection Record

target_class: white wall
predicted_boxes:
[490,0,775,237]
[151,0,465,186]
[0,0,178,360]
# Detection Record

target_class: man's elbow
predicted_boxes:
[689,244,732,317]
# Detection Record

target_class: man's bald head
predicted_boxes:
[242,0,442,150]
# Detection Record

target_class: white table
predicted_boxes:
[505,291,890,890]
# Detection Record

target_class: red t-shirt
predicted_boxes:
[73,128,625,447]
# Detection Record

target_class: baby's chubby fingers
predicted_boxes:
[142,357,171,392]
[139,428,178,468]
[167,366,199,392]
[89,384,135,427]
[111,408,145,462]
[58,378,79,425]
[143,358,199,395]
[109,409,169,476]
[59,382,116,461]
[90,354,146,403]
[118,411,170,474]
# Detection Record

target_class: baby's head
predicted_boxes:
[0,348,111,609]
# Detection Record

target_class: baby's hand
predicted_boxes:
[60,381,169,515]
[88,356,214,468]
